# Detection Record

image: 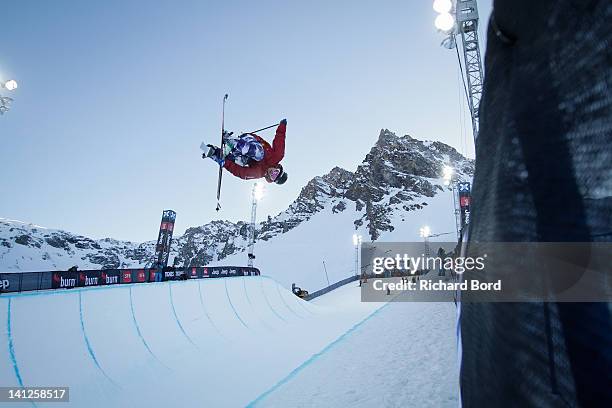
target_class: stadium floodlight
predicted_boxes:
[253,182,265,201]
[353,233,362,246]
[420,226,432,238]
[2,79,18,91]
[247,182,265,267]
[433,0,452,14]
[435,12,455,32]
[0,77,19,115]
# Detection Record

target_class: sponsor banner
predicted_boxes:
[458,182,471,194]
[245,267,258,276]
[0,273,22,293]
[121,270,132,284]
[100,270,121,285]
[1,266,263,294]
[461,206,471,227]
[460,199,471,227]
[78,270,103,287]
[162,210,176,221]
[135,269,147,283]
[159,221,175,232]
[175,267,261,279]
[160,269,187,280]
[201,266,260,278]
[52,271,79,289]
[458,182,471,227]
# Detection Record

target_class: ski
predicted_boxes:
[215,93,229,211]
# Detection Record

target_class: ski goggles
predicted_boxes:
[265,167,282,183]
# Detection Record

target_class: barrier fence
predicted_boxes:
[0,266,260,294]
[304,275,360,301]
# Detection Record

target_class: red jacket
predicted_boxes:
[224,122,286,180]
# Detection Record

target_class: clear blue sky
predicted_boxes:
[0,0,492,242]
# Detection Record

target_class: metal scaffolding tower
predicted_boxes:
[247,183,264,267]
[435,1,484,240]
[455,0,484,141]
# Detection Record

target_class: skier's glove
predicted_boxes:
[280,118,287,125]
[212,155,225,166]
[211,147,225,166]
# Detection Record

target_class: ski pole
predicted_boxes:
[247,122,281,134]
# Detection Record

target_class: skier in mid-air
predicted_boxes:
[202,119,288,184]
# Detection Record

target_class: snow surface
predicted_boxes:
[252,300,459,407]
[0,276,388,407]
[1,268,460,408]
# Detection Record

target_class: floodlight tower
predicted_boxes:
[456,0,484,140]
[434,0,484,142]
[420,226,432,257]
[0,79,18,115]
[443,165,462,239]
[247,183,264,267]
[352,234,362,276]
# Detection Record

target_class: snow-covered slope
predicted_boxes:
[0,130,473,291]
[255,300,458,407]
[0,276,384,407]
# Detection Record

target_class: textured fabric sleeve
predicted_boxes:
[267,123,286,165]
